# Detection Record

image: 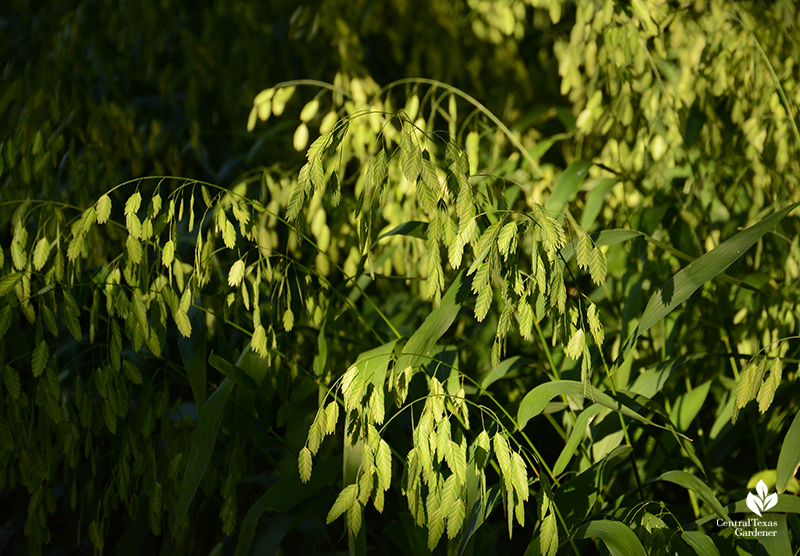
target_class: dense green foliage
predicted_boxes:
[2,1,800,555]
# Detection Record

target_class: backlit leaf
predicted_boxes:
[126,212,141,239]
[540,504,558,556]
[566,328,585,360]
[475,286,493,322]
[376,439,392,491]
[589,245,607,285]
[227,259,245,287]
[346,501,363,536]
[493,433,511,480]
[427,488,445,549]
[33,237,50,271]
[222,219,236,249]
[96,194,112,224]
[283,308,294,332]
[327,483,358,523]
[575,232,591,269]
[298,447,312,483]
[497,221,517,259]
[286,185,305,221]
[162,240,175,268]
[447,497,465,539]
[293,123,309,151]
[174,309,192,338]
[587,302,604,346]
[251,324,267,358]
[124,192,141,216]
[299,98,319,122]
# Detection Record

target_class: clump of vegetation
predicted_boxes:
[1,1,800,555]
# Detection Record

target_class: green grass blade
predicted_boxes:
[552,405,604,476]
[375,220,428,243]
[356,339,399,386]
[172,377,234,537]
[546,160,591,218]
[396,270,466,373]
[580,177,617,230]
[637,203,799,339]
[561,227,774,294]
[776,410,800,493]
[517,380,659,431]
[653,470,730,522]
[681,531,721,556]
[672,379,712,431]
[480,356,528,391]
[209,353,258,391]
[755,514,792,556]
[572,520,647,556]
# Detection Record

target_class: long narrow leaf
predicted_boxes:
[638,203,799,338]
[480,356,528,391]
[756,514,792,556]
[556,446,632,528]
[209,353,258,392]
[552,405,604,476]
[652,470,730,522]
[172,378,234,537]
[580,177,618,230]
[517,380,661,432]
[395,270,465,373]
[561,228,772,293]
[356,340,399,386]
[546,160,591,218]
[777,410,800,493]
[375,220,428,243]
[572,520,647,556]
[681,531,721,556]
[246,500,329,556]
[613,203,799,371]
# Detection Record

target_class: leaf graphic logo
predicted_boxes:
[746,480,778,517]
